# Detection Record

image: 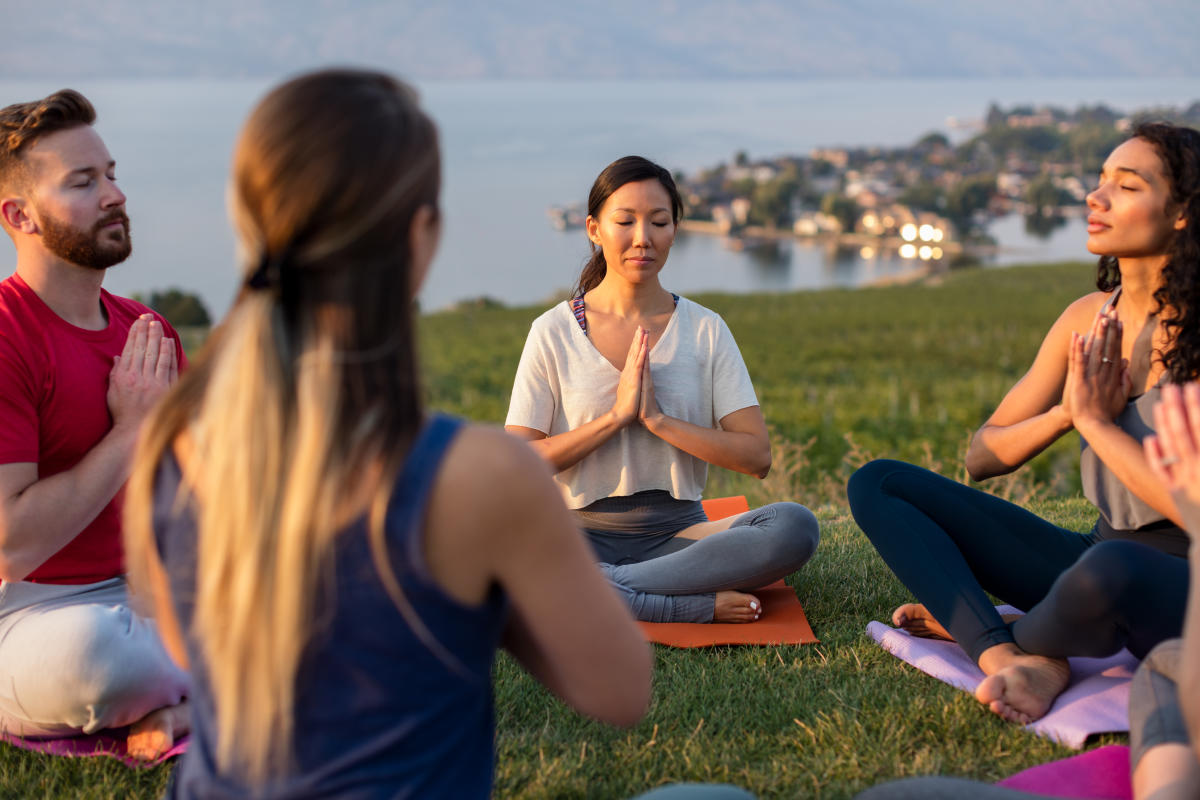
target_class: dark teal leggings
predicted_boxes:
[847,459,1188,662]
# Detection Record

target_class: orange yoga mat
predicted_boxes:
[698,495,751,521]
[636,496,819,648]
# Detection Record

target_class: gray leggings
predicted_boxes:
[577,492,820,623]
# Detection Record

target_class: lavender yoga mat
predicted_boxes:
[866,606,1138,749]
[0,730,188,768]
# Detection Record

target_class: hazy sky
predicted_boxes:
[4,0,1199,80]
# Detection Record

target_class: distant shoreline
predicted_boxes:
[678,219,966,256]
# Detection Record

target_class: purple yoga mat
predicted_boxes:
[866,607,1138,749]
[997,744,1132,799]
[0,729,188,768]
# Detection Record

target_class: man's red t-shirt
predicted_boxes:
[0,272,185,584]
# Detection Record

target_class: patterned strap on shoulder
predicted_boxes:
[571,292,678,336]
[571,295,587,334]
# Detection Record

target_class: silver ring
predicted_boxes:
[1101,357,1112,364]
[1160,455,1181,466]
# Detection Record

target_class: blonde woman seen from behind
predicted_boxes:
[122,70,661,799]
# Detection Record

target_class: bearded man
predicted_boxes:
[0,89,189,759]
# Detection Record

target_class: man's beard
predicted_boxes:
[40,210,132,270]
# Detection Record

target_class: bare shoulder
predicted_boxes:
[1022,289,1113,370]
[421,423,565,603]
[440,423,551,494]
[428,423,558,540]
[1055,291,1113,331]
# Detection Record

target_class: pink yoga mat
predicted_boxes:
[0,730,188,768]
[867,607,1138,749]
[997,744,1132,800]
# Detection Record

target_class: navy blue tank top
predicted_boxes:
[153,415,509,799]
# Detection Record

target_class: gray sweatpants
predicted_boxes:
[584,500,820,623]
[1130,638,1194,769]
[0,576,189,738]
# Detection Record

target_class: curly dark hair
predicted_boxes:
[1094,121,1200,381]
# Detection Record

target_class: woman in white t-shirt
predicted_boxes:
[506,156,819,623]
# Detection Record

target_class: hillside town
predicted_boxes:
[553,101,1200,268]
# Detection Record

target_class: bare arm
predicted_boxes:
[641,402,771,478]
[496,492,651,727]
[505,327,647,473]
[506,413,626,473]
[966,294,1107,481]
[0,317,177,580]
[1143,383,1200,754]
[426,426,651,727]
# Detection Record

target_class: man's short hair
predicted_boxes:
[0,89,96,193]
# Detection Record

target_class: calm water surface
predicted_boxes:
[1,78,1197,317]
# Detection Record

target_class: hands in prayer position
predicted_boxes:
[1063,308,1132,428]
[611,326,665,431]
[108,314,178,433]
[612,326,648,427]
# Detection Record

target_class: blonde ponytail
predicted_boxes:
[124,69,440,784]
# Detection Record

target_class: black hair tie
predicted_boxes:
[245,248,289,290]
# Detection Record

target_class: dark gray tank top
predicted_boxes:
[1078,287,1188,556]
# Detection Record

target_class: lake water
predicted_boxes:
[1,77,1198,316]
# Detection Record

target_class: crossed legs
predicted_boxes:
[849,459,1186,723]
[0,577,190,758]
[599,502,820,623]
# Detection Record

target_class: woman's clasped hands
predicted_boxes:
[611,326,665,431]
[1063,308,1133,428]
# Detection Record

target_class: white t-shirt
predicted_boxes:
[505,296,759,509]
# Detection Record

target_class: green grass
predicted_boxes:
[492,497,1109,799]
[2,262,1117,798]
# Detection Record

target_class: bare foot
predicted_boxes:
[892,604,1024,642]
[975,645,1070,725]
[127,701,189,761]
[892,603,953,640]
[714,591,762,623]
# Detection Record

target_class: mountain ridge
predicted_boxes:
[4,0,1198,80]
